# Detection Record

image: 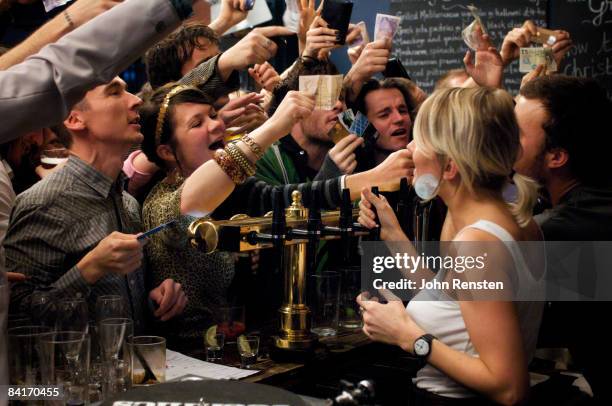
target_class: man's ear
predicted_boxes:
[156,144,176,165]
[442,158,459,181]
[64,110,86,132]
[545,148,569,170]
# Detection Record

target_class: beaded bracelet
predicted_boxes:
[214,149,247,184]
[226,142,256,177]
[240,135,264,160]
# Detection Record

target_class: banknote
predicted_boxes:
[348,21,370,49]
[461,5,488,51]
[374,14,401,42]
[42,0,71,12]
[519,47,558,73]
[299,75,344,110]
[282,0,300,33]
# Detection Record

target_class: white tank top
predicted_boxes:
[406,220,544,398]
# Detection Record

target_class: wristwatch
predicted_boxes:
[413,334,436,361]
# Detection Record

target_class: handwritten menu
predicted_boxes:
[389,0,547,94]
[549,0,612,100]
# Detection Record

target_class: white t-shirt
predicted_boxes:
[406,220,544,398]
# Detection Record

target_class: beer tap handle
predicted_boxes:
[369,187,381,241]
[271,187,286,248]
[340,188,353,262]
[397,178,412,237]
[307,187,322,275]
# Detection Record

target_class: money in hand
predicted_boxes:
[299,75,344,110]
[348,21,370,49]
[374,14,401,42]
[462,5,488,51]
[519,47,558,73]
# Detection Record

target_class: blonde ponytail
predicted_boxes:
[509,173,539,227]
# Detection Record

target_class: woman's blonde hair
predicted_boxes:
[413,87,538,227]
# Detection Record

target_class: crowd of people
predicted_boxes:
[1,0,611,405]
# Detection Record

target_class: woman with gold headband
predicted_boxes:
[138,83,412,349]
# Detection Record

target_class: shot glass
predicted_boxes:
[238,335,259,369]
[205,332,225,363]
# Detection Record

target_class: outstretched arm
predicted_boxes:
[0,0,193,143]
[0,0,124,70]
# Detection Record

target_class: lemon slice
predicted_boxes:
[237,334,251,354]
[205,325,218,347]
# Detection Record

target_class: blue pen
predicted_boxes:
[137,220,177,241]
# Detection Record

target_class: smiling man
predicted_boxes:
[5,77,187,331]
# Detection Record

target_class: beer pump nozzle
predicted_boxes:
[306,187,322,273]
[397,178,411,237]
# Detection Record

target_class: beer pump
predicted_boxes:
[187,188,371,352]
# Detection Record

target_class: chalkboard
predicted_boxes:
[549,0,612,99]
[389,0,547,94]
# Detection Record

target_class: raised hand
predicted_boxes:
[227,103,268,135]
[218,26,294,80]
[302,16,338,60]
[464,46,504,89]
[328,134,364,174]
[218,92,264,125]
[520,64,546,89]
[267,90,315,137]
[297,0,324,54]
[500,20,537,66]
[248,62,281,92]
[545,30,573,67]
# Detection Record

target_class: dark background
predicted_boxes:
[1,0,609,97]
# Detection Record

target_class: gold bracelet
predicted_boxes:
[214,149,247,184]
[240,135,264,160]
[226,142,256,177]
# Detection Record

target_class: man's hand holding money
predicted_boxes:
[343,39,391,102]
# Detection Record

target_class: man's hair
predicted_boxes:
[354,77,419,119]
[268,58,339,117]
[145,23,219,89]
[0,46,8,56]
[49,124,73,148]
[520,75,612,186]
[139,83,215,169]
[435,68,469,90]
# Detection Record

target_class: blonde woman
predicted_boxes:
[357,87,544,405]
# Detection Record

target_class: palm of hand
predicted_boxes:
[470,50,504,88]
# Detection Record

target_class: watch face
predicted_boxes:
[414,338,430,356]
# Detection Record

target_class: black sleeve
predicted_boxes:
[211,176,343,219]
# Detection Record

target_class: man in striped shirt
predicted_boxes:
[5,78,187,332]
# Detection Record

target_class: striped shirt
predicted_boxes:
[5,155,147,331]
